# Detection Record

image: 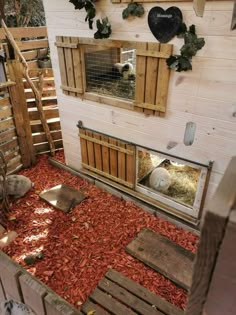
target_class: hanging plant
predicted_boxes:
[94,17,112,39]
[122,2,145,19]
[166,24,205,72]
[69,0,96,29]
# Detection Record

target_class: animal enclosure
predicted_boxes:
[56,37,172,115]
[85,47,136,100]
[79,126,211,222]
[136,147,210,219]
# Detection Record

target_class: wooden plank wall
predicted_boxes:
[43,0,236,211]
[0,251,82,315]
[1,27,63,156]
[0,91,22,173]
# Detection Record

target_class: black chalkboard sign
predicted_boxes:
[148,7,183,43]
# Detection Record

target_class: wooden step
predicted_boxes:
[126,228,195,290]
[81,269,183,315]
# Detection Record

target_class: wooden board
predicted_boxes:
[134,42,146,114]
[64,37,76,97]
[126,228,194,290]
[82,269,183,315]
[155,44,172,115]
[0,27,47,40]
[39,184,86,213]
[185,156,236,315]
[94,132,102,171]
[204,209,236,315]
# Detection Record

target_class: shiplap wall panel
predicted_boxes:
[43,0,236,215]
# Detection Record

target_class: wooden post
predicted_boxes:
[8,59,36,167]
[203,208,236,315]
[185,157,236,315]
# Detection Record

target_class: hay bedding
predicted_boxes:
[87,78,135,100]
[2,152,198,310]
[138,152,200,207]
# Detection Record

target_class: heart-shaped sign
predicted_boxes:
[148,7,183,43]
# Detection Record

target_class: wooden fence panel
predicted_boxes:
[1,27,63,158]
[19,274,47,315]
[79,128,135,188]
[134,43,172,115]
[55,36,84,96]
[0,251,82,315]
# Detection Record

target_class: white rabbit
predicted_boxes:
[149,167,171,193]
[0,175,33,199]
[0,299,36,315]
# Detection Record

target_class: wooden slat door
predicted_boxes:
[79,128,136,188]
[55,36,84,96]
[134,43,173,116]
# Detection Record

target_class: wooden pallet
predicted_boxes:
[126,228,195,290]
[81,269,183,315]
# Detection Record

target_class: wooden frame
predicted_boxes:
[135,146,211,220]
[55,37,173,116]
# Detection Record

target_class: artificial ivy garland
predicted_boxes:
[69,0,96,30]
[68,0,205,70]
[166,24,205,72]
[69,0,112,38]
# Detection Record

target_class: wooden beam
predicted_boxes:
[185,156,236,315]
[8,60,36,167]
[0,81,15,89]
[0,27,47,40]
[204,208,236,315]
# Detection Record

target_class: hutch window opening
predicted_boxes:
[84,46,136,101]
[136,147,210,219]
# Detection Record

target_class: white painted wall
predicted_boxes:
[42,0,236,208]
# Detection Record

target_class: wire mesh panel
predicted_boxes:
[84,47,136,101]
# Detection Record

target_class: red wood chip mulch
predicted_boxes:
[2,151,199,310]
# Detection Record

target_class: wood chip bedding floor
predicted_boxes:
[2,152,198,310]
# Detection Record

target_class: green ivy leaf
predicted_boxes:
[122,8,130,19]
[122,2,144,19]
[168,24,205,72]
[177,23,187,38]
[167,55,192,72]
[94,17,112,39]
[69,0,96,29]
[135,5,145,17]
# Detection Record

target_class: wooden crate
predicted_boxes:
[79,128,135,188]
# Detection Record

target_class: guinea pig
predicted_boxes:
[149,167,171,193]
[0,175,33,199]
[114,62,135,80]
[0,299,36,315]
